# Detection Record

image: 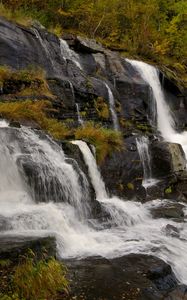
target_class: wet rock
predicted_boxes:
[74,36,104,53]
[63,254,184,300]
[151,141,186,179]
[164,224,180,238]
[9,120,21,128]
[100,135,145,200]
[0,235,56,261]
[150,202,184,220]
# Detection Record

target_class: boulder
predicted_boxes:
[150,141,186,179]
[74,36,104,53]
[63,254,185,300]
[0,235,56,261]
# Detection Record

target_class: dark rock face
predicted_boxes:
[100,135,145,200]
[63,254,186,300]
[0,16,186,202]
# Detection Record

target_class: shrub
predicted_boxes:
[75,121,123,162]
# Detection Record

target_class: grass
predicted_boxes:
[75,121,123,163]
[0,254,68,300]
[0,65,52,97]
[0,3,32,27]
[0,100,71,140]
[94,97,109,120]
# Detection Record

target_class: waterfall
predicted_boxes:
[75,103,84,125]
[71,140,107,199]
[126,59,187,157]
[1,126,187,284]
[105,83,119,131]
[60,39,82,70]
[67,80,75,102]
[136,136,158,188]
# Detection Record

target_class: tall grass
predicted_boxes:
[0,3,32,26]
[0,65,52,97]
[75,121,123,163]
[0,100,71,139]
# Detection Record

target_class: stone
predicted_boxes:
[63,254,184,300]
[0,235,56,261]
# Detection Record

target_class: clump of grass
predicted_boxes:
[0,100,71,139]
[13,256,68,300]
[0,253,68,300]
[75,121,123,162]
[0,3,32,27]
[94,97,109,120]
[0,65,52,97]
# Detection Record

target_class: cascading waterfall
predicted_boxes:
[136,136,158,188]
[75,103,84,125]
[126,59,187,157]
[105,83,119,131]
[60,39,82,70]
[1,123,187,283]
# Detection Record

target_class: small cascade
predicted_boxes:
[67,80,75,102]
[75,103,84,125]
[136,136,158,188]
[71,140,107,199]
[33,28,53,66]
[60,39,82,70]
[105,83,119,131]
[126,59,187,157]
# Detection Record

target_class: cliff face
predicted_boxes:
[0,16,187,202]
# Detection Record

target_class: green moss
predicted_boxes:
[127,183,134,190]
[165,186,172,194]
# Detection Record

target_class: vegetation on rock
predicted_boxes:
[0,252,68,300]
[75,121,123,163]
[1,0,186,87]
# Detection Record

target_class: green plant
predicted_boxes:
[0,260,11,267]
[13,256,68,300]
[165,186,172,194]
[127,183,134,190]
[75,121,123,162]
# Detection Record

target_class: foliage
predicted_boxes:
[94,97,109,120]
[0,65,52,97]
[0,253,68,300]
[0,100,71,140]
[165,186,172,194]
[0,3,32,26]
[0,1,186,86]
[75,121,123,162]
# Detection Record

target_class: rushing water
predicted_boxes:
[126,59,187,157]
[75,103,84,125]
[105,83,119,131]
[60,39,82,70]
[1,125,187,283]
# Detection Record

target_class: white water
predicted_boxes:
[126,59,187,157]
[71,140,107,199]
[75,103,84,125]
[60,39,82,70]
[105,83,119,131]
[136,136,158,188]
[1,127,187,284]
